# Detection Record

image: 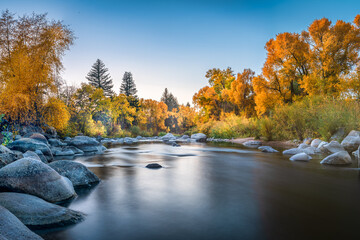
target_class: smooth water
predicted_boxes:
[39,143,360,240]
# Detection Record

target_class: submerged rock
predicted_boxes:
[243,140,262,148]
[0,206,42,240]
[0,158,76,203]
[146,163,163,169]
[0,192,85,228]
[320,151,352,165]
[258,146,278,153]
[49,160,100,188]
[290,153,312,161]
[191,133,207,142]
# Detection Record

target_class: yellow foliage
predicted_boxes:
[43,98,70,131]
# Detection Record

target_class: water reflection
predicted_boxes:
[40,143,360,240]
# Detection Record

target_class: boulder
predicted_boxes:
[181,135,190,139]
[48,161,100,188]
[68,136,103,152]
[341,130,360,152]
[0,206,42,240]
[162,133,176,141]
[243,140,262,148]
[298,143,310,149]
[124,137,135,145]
[330,127,345,142]
[48,138,66,147]
[146,163,162,169]
[20,125,45,137]
[283,148,303,155]
[303,138,312,145]
[290,153,312,161]
[191,133,207,142]
[7,138,53,161]
[258,146,278,153]
[320,151,352,165]
[66,146,84,155]
[51,147,75,156]
[35,150,48,163]
[320,141,345,154]
[317,141,328,149]
[310,139,322,148]
[23,151,43,162]
[0,158,76,203]
[0,145,17,168]
[14,135,22,141]
[0,192,84,228]
[44,125,57,139]
[29,133,48,145]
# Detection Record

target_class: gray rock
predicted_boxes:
[341,130,360,152]
[29,133,48,145]
[48,138,67,147]
[303,138,312,145]
[290,153,312,161]
[23,151,42,162]
[162,133,176,141]
[243,140,262,148]
[7,138,53,161]
[124,137,134,145]
[320,141,345,154]
[52,147,75,156]
[191,133,207,142]
[66,146,84,155]
[0,206,42,240]
[283,148,303,155]
[0,145,17,168]
[68,136,102,152]
[317,141,328,149]
[298,143,310,149]
[320,151,352,165]
[14,135,22,141]
[49,160,100,188]
[0,192,84,228]
[181,135,190,139]
[330,127,345,142]
[0,158,76,203]
[310,139,322,148]
[35,150,48,163]
[258,146,278,153]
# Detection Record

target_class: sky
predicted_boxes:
[1,0,360,104]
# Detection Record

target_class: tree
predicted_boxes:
[139,99,168,134]
[161,88,179,111]
[86,59,114,97]
[120,72,137,97]
[0,10,74,125]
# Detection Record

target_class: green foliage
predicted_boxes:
[158,131,167,137]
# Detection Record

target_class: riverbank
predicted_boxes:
[230,137,297,150]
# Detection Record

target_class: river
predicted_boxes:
[38,143,360,240]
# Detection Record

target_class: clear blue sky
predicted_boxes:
[2,0,360,104]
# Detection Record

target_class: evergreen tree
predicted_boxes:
[161,88,179,111]
[120,72,137,97]
[86,59,114,97]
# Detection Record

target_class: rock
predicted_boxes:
[0,192,85,228]
[243,140,262,148]
[51,147,75,156]
[191,133,207,142]
[172,142,180,147]
[20,125,45,137]
[303,138,312,145]
[23,151,42,162]
[341,130,360,152]
[290,153,312,161]
[320,151,352,165]
[7,138,53,161]
[317,141,328,149]
[48,138,66,147]
[14,135,22,141]
[311,139,322,148]
[0,158,76,203]
[44,125,57,139]
[68,136,103,152]
[298,143,310,149]
[66,146,84,155]
[136,136,142,140]
[0,206,42,240]
[146,163,162,169]
[162,133,176,141]
[283,148,303,155]
[320,141,345,154]
[29,133,48,145]
[181,135,190,139]
[258,146,278,153]
[49,160,100,188]
[0,145,17,168]
[35,150,48,163]
[124,137,134,144]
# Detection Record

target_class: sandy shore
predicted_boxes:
[230,137,297,150]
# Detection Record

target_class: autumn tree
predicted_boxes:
[86,59,114,97]
[0,10,74,125]
[139,99,168,134]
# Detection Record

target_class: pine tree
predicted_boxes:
[120,72,137,97]
[161,88,179,111]
[86,59,114,97]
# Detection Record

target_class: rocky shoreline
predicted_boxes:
[0,129,359,239]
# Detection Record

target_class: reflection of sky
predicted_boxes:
[3,0,360,104]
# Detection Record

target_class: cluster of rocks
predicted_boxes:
[0,129,103,239]
[283,130,360,165]
[100,133,209,146]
